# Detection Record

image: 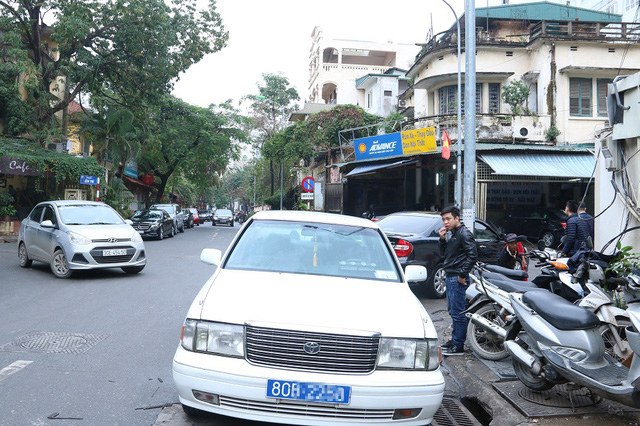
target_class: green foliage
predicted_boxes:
[102,177,135,217]
[0,192,17,217]
[502,80,531,116]
[545,125,561,142]
[607,242,640,279]
[0,0,229,139]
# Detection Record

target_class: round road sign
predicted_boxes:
[301,176,315,193]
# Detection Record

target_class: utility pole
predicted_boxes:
[463,0,476,231]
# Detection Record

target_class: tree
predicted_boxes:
[138,96,246,202]
[502,79,531,116]
[0,0,228,143]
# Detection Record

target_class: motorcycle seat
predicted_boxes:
[487,278,542,293]
[522,290,601,330]
[482,271,537,287]
[484,264,528,280]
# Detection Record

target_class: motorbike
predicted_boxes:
[504,273,640,409]
[465,243,631,362]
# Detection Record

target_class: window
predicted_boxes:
[29,206,44,223]
[489,83,501,114]
[384,90,392,97]
[570,78,592,117]
[597,79,612,117]
[367,93,372,108]
[438,84,482,115]
[42,206,58,225]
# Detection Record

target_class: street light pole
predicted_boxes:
[256,95,287,210]
[441,0,462,208]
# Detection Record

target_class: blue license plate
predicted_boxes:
[266,379,351,404]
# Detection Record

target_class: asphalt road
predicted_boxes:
[0,222,238,426]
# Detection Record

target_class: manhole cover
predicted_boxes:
[518,384,600,408]
[433,397,481,426]
[0,332,108,354]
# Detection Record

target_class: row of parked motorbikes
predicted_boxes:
[463,236,640,409]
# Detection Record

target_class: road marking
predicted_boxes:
[0,360,33,382]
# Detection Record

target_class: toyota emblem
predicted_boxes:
[303,342,321,355]
[108,238,118,243]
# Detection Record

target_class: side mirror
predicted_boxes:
[200,248,222,266]
[498,233,506,241]
[40,220,55,229]
[537,240,546,250]
[405,265,427,283]
[125,219,133,225]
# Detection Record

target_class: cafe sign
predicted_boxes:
[0,156,38,176]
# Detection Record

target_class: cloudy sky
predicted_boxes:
[172,0,473,108]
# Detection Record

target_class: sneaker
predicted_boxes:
[442,346,465,356]
[440,340,454,350]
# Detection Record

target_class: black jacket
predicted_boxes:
[439,224,478,277]
[563,213,591,256]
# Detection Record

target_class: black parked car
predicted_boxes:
[130,209,174,240]
[183,209,195,229]
[491,207,566,248]
[377,212,505,298]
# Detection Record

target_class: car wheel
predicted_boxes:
[426,264,447,299]
[169,225,175,237]
[540,231,555,248]
[121,265,145,274]
[51,249,73,278]
[212,221,216,226]
[179,223,185,233]
[18,242,32,268]
[157,227,164,240]
[181,403,208,418]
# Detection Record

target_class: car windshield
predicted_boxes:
[58,205,124,225]
[377,215,441,236]
[152,205,174,214]
[217,209,232,216]
[132,210,162,220]
[198,210,208,214]
[225,220,400,281]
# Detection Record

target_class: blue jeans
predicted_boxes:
[446,275,469,349]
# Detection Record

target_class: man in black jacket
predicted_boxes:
[439,206,478,355]
[562,200,591,257]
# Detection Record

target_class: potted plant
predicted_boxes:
[0,192,17,221]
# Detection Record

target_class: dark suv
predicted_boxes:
[378,212,504,298]
[491,207,566,248]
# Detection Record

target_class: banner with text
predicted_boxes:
[354,127,437,161]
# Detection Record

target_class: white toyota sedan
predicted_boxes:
[172,211,444,425]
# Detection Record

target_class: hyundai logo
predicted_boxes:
[303,342,321,355]
[108,238,118,243]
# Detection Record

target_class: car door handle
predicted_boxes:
[479,245,486,248]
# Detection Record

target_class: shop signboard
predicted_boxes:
[0,156,38,176]
[354,127,437,161]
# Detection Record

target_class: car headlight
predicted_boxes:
[67,231,92,245]
[131,233,143,243]
[181,319,244,357]
[377,338,439,371]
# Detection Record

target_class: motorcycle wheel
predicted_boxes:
[467,304,509,361]
[600,318,633,363]
[512,344,555,391]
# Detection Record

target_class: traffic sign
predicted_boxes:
[80,175,99,185]
[301,176,315,193]
[301,193,314,200]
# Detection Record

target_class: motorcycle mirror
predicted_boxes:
[586,236,594,250]
[537,240,546,250]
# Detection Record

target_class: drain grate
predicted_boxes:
[433,397,482,426]
[0,332,108,354]
[493,381,640,417]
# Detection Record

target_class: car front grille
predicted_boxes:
[132,224,151,231]
[219,395,395,420]
[92,237,132,243]
[245,325,380,374]
[89,246,136,264]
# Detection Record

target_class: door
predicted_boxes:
[36,205,60,262]
[23,205,44,260]
[474,220,503,264]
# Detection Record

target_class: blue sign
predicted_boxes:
[80,175,98,185]
[354,132,403,161]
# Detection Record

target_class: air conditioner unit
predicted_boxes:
[601,138,619,171]
[398,99,407,108]
[513,126,545,142]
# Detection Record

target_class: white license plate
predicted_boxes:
[103,249,127,256]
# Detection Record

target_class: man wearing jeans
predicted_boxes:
[438,206,478,355]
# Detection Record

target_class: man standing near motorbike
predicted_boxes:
[561,200,590,257]
[439,206,478,355]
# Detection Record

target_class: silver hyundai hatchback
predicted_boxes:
[18,200,146,278]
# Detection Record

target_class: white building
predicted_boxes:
[355,68,411,117]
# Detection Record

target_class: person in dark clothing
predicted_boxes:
[578,201,595,242]
[562,200,591,257]
[498,233,527,271]
[438,206,478,355]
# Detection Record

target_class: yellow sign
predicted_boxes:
[400,127,437,155]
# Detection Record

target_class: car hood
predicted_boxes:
[198,269,431,338]
[64,224,137,239]
[131,218,160,224]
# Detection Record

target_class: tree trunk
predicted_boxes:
[270,159,275,196]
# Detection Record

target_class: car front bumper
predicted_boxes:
[173,346,444,425]
[65,242,146,270]
[214,217,233,224]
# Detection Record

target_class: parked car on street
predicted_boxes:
[212,208,233,226]
[130,209,174,240]
[490,207,566,248]
[150,203,186,233]
[187,208,200,226]
[377,212,505,298]
[183,209,195,229]
[198,209,212,223]
[18,201,146,278]
[173,210,444,424]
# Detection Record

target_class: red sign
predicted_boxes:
[301,176,315,193]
